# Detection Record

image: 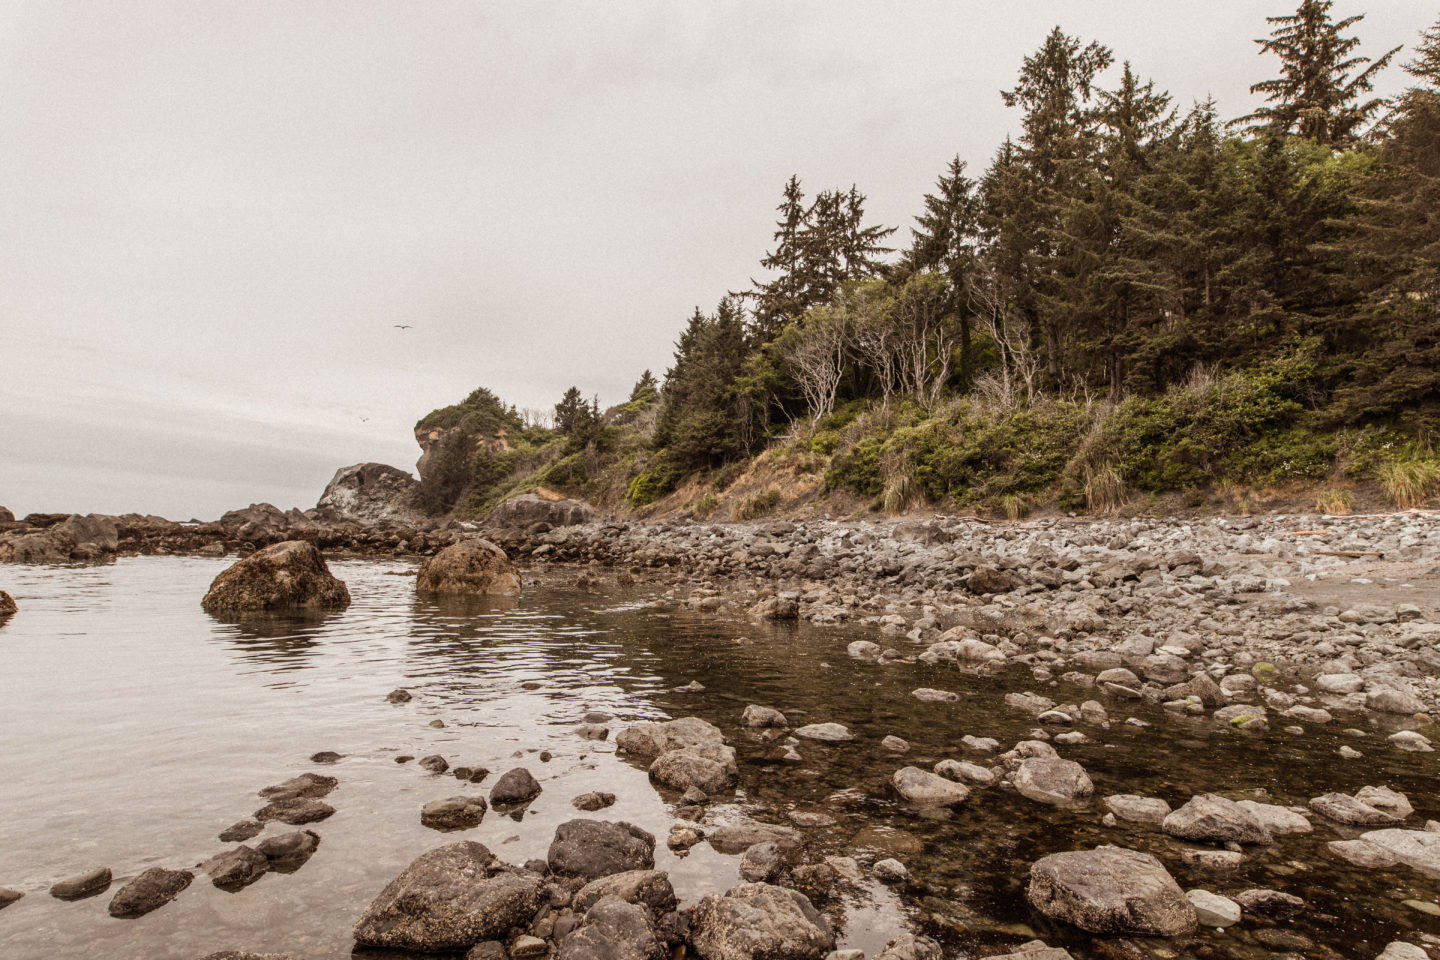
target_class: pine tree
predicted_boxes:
[1235,0,1400,146]
[750,176,814,341]
[905,156,983,381]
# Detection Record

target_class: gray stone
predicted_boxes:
[1162,794,1272,845]
[1234,800,1312,835]
[548,820,656,880]
[107,867,193,918]
[49,867,112,901]
[489,768,541,805]
[421,796,488,830]
[258,773,337,803]
[1027,845,1197,936]
[415,539,521,596]
[892,766,971,807]
[616,716,727,757]
[690,883,835,960]
[794,723,854,743]
[1012,758,1093,806]
[741,705,788,728]
[201,541,350,613]
[1186,889,1241,927]
[253,797,334,825]
[572,869,677,914]
[352,842,540,951]
[572,791,617,811]
[557,895,664,960]
[1104,795,1170,824]
[202,845,269,890]
[1309,792,1403,826]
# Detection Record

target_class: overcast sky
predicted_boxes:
[1,1,1430,519]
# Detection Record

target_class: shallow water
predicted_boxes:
[0,557,1437,960]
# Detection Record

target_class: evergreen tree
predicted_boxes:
[655,297,754,468]
[1235,0,1400,146]
[905,156,983,381]
[553,386,592,436]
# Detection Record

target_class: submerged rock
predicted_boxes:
[793,723,855,743]
[1027,845,1197,936]
[572,792,617,811]
[258,773,337,803]
[1162,794,1272,845]
[254,798,334,825]
[219,819,265,843]
[892,767,971,807]
[107,867,193,918]
[415,539,521,597]
[1104,795,1170,824]
[255,830,321,869]
[352,841,540,951]
[49,867,112,901]
[201,541,350,613]
[548,820,656,880]
[690,882,835,960]
[741,705,788,728]
[421,796,488,831]
[202,845,269,890]
[1012,758,1093,806]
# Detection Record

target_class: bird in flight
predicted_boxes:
[361,417,370,422]
[394,324,413,330]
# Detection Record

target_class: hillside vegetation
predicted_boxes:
[415,3,1440,522]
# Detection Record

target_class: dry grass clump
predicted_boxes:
[1314,487,1353,515]
[1000,493,1030,520]
[731,487,781,521]
[880,447,919,515]
[1083,463,1127,514]
[1378,458,1440,509]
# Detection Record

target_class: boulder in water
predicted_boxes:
[108,866,193,918]
[1027,845,1196,936]
[689,882,835,960]
[415,539,521,597]
[547,820,656,880]
[201,541,350,613]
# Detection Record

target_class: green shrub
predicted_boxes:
[1378,457,1440,508]
[627,454,681,508]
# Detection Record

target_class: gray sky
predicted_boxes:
[1,1,1430,519]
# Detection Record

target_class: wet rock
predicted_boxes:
[1104,795,1170,824]
[1367,685,1426,715]
[741,842,788,883]
[1164,673,1226,708]
[794,723,854,742]
[986,946,1074,960]
[872,934,941,960]
[1012,758,1093,806]
[573,792,617,811]
[419,754,450,774]
[199,953,299,960]
[935,759,996,786]
[911,688,960,702]
[1390,730,1435,752]
[557,894,664,960]
[309,751,343,763]
[1005,692,1056,715]
[1027,845,1197,936]
[668,824,703,852]
[873,859,909,883]
[548,820,656,880]
[649,746,739,795]
[1356,785,1415,819]
[1309,792,1403,826]
[454,766,490,783]
[254,830,320,868]
[1232,888,1306,917]
[961,735,1000,752]
[575,724,610,740]
[750,597,799,620]
[616,716,726,757]
[258,773,337,802]
[1186,889,1241,927]
[1162,794,1272,845]
[353,841,540,951]
[202,845,269,890]
[790,863,837,904]
[511,934,549,959]
[690,883,835,960]
[881,735,910,752]
[1180,848,1245,869]
[0,888,24,909]
[50,867,112,901]
[1377,943,1430,960]
[201,541,350,613]
[422,796,489,830]
[0,513,119,563]
[386,688,412,703]
[708,822,804,856]
[107,867,193,918]
[489,768,542,805]
[466,943,506,960]
[741,705,788,728]
[572,869,677,914]
[892,767,971,807]
[415,538,521,596]
[1358,829,1440,878]
[1234,800,1313,835]
[1328,838,1402,870]
[847,640,882,660]
[253,798,334,825]
[0,591,16,620]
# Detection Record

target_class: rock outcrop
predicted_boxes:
[201,540,351,613]
[492,490,595,529]
[415,539,521,597]
[316,463,423,524]
[689,882,835,960]
[352,842,540,951]
[0,513,119,563]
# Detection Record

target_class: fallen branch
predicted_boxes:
[1280,530,1331,537]
[1315,550,1384,559]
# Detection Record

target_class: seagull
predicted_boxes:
[393,324,413,330]
[361,417,370,422]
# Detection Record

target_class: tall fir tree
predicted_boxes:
[905,156,983,381]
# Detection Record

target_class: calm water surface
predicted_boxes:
[1,556,1437,960]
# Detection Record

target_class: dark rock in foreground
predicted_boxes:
[572,869,677,915]
[107,867,193,918]
[201,540,350,613]
[255,830,321,870]
[254,798,334,825]
[548,820,656,880]
[689,882,835,960]
[202,845,269,890]
[415,539,520,597]
[352,841,540,951]
[1027,845,1196,936]
[201,953,300,960]
[557,894,664,960]
[49,867,112,901]
[0,888,24,909]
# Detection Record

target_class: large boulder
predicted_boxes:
[415,539,521,597]
[616,717,727,757]
[892,767,971,807]
[201,541,350,613]
[1012,758,1094,806]
[572,870,677,914]
[548,820,656,880]
[690,883,835,960]
[0,513,119,563]
[352,842,540,951]
[557,895,664,960]
[316,463,423,524]
[492,491,596,528]
[1162,794,1272,845]
[1027,845,1197,936]
[649,746,738,794]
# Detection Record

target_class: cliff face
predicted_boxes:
[316,463,424,524]
[413,427,511,490]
